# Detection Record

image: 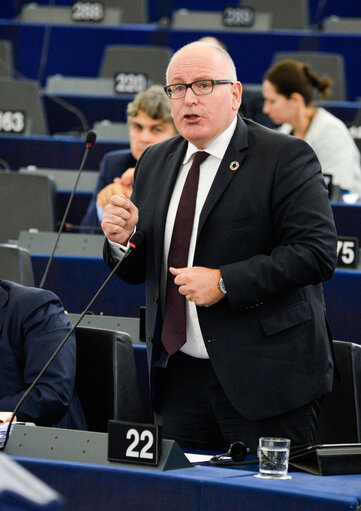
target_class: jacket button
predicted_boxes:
[147,336,153,344]
[153,296,159,303]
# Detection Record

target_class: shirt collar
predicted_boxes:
[183,116,238,165]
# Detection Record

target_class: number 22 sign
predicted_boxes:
[108,421,161,466]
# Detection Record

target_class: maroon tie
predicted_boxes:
[161,151,209,355]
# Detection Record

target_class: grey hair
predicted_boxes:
[126,85,174,124]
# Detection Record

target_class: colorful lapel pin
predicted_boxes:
[229,161,240,171]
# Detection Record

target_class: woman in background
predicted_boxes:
[263,59,361,198]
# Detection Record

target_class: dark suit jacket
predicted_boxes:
[0,280,87,429]
[104,116,337,421]
[81,149,136,230]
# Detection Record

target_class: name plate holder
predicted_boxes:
[4,424,192,472]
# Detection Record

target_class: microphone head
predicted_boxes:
[86,130,97,147]
[129,231,144,249]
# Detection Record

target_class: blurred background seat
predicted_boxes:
[0,244,35,286]
[17,3,122,26]
[0,172,56,243]
[75,325,143,432]
[0,39,14,77]
[241,0,310,30]
[98,45,173,91]
[45,75,114,96]
[171,9,272,31]
[0,78,48,135]
[316,340,361,444]
[272,51,347,101]
[323,16,361,34]
[93,120,129,141]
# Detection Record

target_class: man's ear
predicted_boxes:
[232,81,243,111]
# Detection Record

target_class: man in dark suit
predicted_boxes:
[81,85,176,229]
[0,280,87,429]
[101,42,337,452]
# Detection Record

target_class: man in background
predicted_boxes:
[81,85,176,230]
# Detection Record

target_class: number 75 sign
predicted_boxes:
[337,237,359,269]
[108,421,161,466]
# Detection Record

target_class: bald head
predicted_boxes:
[166,42,237,84]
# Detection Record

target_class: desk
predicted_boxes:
[13,455,361,511]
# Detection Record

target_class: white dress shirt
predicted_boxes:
[109,116,238,358]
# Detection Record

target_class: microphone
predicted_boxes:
[0,230,144,451]
[39,130,97,289]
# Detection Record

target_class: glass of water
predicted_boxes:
[256,437,291,479]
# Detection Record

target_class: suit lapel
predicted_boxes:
[153,140,188,282]
[197,117,249,238]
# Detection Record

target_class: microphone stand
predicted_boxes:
[39,131,96,288]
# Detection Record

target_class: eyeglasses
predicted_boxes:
[164,79,234,100]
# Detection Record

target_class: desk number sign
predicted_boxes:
[337,236,359,269]
[108,421,161,466]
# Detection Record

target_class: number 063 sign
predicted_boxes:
[108,421,161,466]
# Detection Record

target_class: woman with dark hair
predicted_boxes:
[263,59,361,197]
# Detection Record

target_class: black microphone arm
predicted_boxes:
[39,130,97,289]
[0,230,144,451]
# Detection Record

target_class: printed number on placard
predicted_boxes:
[71,2,104,22]
[337,237,359,269]
[0,111,25,133]
[108,421,161,465]
[114,73,148,94]
[126,428,154,459]
[223,7,255,27]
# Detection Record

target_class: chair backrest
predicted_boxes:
[0,172,56,243]
[316,340,361,444]
[242,0,309,30]
[98,45,172,91]
[0,39,14,77]
[75,325,143,432]
[323,16,361,34]
[0,78,48,135]
[19,167,98,192]
[45,75,114,95]
[172,9,272,31]
[93,121,129,141]
[272,51,347,101]
[18,4,122,26]
[0,244,34,286]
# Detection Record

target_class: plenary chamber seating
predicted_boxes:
[0,39,14,77]
[323,16,361,34]
[0,243,35,286]
[171,8,272,31]
[0,172,56,244]
[17,0,148,25]
[272,51,347,102]
[241,0,310,30]
[98,45,173,92]
[0,78,48,135]
[75,325,143,432]
[316,340,361,444]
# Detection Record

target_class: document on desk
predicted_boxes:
[0,421,35,448]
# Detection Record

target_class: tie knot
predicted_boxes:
[192,151,209,168]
